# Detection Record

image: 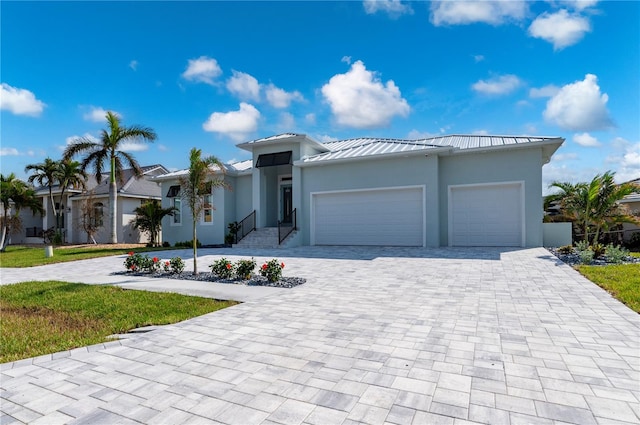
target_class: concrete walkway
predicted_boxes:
[1,247,639,424]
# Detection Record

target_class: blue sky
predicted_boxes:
[1,1,638,192]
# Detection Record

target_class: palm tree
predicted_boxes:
[546,171,638,244]
[63,111,157,243]
[25,157,60,232]
[1,173,44,251]
[179,148,226,275]
[56,159,87,213]
[131,200,176,246]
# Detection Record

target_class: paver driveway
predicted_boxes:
[1,247,639,424]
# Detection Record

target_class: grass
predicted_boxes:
[577,263,640,313]
[0,245,168,268]
[0,281,238,363]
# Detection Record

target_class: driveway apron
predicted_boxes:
[1,247,639,425]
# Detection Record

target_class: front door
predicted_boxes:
[281,184,293,223]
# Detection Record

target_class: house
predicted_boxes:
[619,177,640,243]
[156,134,564,248]
[17,165,168,245]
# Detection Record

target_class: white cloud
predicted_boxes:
[158,144,168,152]
[543,74,612,131]
[321,60,410,129]
[559,0,599,11]
[0,83,45,116]
[226,70,260,101]
[129,60,138,71]
[528,9,590,50]
[473,54,485,63]
[61,133,99,151]
[265,84,304,109]
[430,1,527,26]
[472,74,521,95]
[472,129,490,135]
[119,142,150,152]
[606,140,640,183]
[363,0,413,18]
[314,134,338,143]
[181,56,222,85]
[278,112,295,130]
[408,129,439,139]
[341,56,352,64]
[573,132,601,147]
[305,113,316,125]
[202,102,261,142]
[0,147,19,156]
[83,106,119,123]
[542,161,600,194]
[529,84,560,98]
[553,152,579,161]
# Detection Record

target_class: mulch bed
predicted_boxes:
[114,271,305,288]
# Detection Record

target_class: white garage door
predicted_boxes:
[450,183,523,247]
[312,187,424,246]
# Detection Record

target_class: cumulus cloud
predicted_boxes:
[321,60,410,129]
[341,56,352,64]
[553,152,579,161]
[430,1,527,26]
[0,83,45,116]
[543,74,612,131]
[529,84,560,98]
[0,147,19,156]
[363,0,413,18]
[472,74,521,96]
[181,56,222,85]
[559,0,599,11]
[226,71,260,101]
[83,106,119,123]
[202,102,261,142]
[305,113,316,125]
[129,60,138,71]
[573,132,601,147]
[278,112,295,130]
[528,9,590,50]
[606,139,640,183]
[265,84,304,108]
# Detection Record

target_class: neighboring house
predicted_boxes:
[156,134,564,248]
[16,165,168,245]
[619,177,640,242]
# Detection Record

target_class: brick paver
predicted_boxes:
[1,246,639,424]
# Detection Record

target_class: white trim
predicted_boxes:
[310,185,426,247]
[448,180,525,247]
[278,174,292,221]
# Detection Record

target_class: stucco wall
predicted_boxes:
[234,174,253,221]
[438,147,544,247]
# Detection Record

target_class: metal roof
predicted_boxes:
[241,133,303,145]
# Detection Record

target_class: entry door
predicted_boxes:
[281,184,293,223]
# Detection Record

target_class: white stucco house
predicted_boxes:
[16,165,168,245]
[155,133,564,248]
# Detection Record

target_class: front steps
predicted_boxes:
[232,227,297,249]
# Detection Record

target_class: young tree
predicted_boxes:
[179,148,226,275]
[1,173,44,251]
[546,171,639,244]
[76,191,103,244]
[63,111,157,244]
[130,200,176,246]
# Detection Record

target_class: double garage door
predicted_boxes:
[449,182,524,247]
[312,187,425,246]
[311,182,524,247]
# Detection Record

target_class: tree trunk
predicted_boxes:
[109,180,118,244]
[192,217,198,275]
[0,225,7,252]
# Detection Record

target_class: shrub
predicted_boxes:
[124,252,143,272]
[169,257,185,274]
[124,253,161,272]
[591,243,606,258]
[224,234,235,245]
[625,232,640,250]
[162,241,170,247]
[575,240,589,252]
[578,249,594,265]
[235,258,256,280]
[174,239,202,248]
[605,244,629,264]
[557,245,574,255]
[260,259,285,282]
[210,258,234,279]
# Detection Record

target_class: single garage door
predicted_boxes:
[450,182,523,247]
[312,187,424,246]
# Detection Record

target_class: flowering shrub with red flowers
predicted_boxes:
[260,259,285,282]
[234,258,256,280]
[210,257,234,279]
[124,253,166,273]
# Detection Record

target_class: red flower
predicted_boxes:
[165,261,170,266]
[128,251,134,256]
[280,262,285,269]
[153,257,159,263]
[226,263,232,269]
[262,264,268,270]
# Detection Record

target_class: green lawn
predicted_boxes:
[0,281,238,363]
[577,263,640,313]
[0,245,168,268]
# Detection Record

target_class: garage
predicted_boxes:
[311,186,425,246]
[449,182,524,247]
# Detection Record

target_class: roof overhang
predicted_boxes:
[237,133,330,153]
[295,146,456,167]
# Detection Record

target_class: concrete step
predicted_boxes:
[232,227,296,249]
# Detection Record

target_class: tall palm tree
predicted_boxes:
[25,157,60,232]
[56,159,87,215]
[179,148,226,275]
[63,111,157,243]
[1,173,44,251]
[131,200,176,246]
[546,171,638,243]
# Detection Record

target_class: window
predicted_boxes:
[202,194,213,224]
[93,202,104,227]
[173,198,181,225]
[166,185,180,198]
[256,151,292,168]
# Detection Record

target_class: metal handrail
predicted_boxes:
[278,208,296,245]
[236,210,256,243]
